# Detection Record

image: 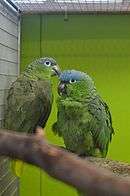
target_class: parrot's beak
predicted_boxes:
[58,82,67,96]
[52,64,61,77]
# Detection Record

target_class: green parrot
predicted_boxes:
[53,70,114,158]
[4,57,60,176]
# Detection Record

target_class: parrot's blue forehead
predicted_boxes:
[60,70,87,82]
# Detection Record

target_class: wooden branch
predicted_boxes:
[86,157,130,178]
[0,128,130,196]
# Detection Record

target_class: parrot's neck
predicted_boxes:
[63,88,97,104]
[83,79,97,100]
[68,80,97,102]
[87,87,97,98]
[23,62,51,81]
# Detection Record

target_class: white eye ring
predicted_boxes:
[44,61,51,67]
[69,79,77,84]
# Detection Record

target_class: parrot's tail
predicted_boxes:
[11,160,24,177]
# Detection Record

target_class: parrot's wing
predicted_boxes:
[101,99,114,141]
[33,90,52,132]
[88,96,114,157]
[4,78,52,133]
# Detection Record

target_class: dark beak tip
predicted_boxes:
[52,65,61,77]
[60,83,65,89]
[58,82,67,96]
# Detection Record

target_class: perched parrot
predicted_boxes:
[53,70,114,158]
[4,57,60,177]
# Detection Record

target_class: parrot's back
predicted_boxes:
[4,75,53,133]
[53,95,114,157]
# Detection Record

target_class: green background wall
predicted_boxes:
[20,14,130,196]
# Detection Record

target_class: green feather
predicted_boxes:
[53,73,114,157]
[4,59,54,176]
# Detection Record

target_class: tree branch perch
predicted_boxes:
[0,128,130,196]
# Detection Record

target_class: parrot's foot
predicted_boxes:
[58,146,88,157]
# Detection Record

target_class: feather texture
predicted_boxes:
[53,70,114,158]
[4,59,54,177]
[4,76,52,133]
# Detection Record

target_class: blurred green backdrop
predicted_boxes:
[20,14,130,196]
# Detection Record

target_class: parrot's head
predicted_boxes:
[58,70,95,101]
[36,57,61,77]
[25,57,61,80]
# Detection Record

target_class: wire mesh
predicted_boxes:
[10,0,130,13]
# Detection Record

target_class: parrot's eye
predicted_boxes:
[69,79,77,84]
[44,61,51,67]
